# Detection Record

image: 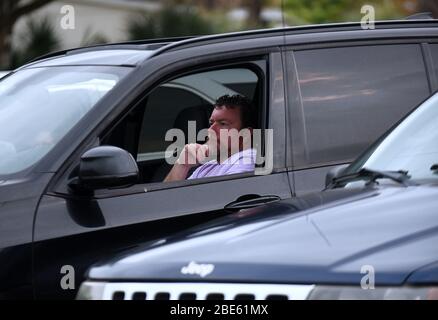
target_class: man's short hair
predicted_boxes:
[214,94,256,129]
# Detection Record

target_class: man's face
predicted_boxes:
[207,105,245,157]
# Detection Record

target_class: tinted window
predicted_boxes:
[430,44,438,86]
[293,44,429,166]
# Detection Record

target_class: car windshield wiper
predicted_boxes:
[327,167,413,189]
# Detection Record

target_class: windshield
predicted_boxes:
[347,92,438,182]
[0,66,130,175]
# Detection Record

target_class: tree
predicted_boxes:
[244,0,265,28]
[417,0,438,18]
[0,0,53,69]
[127,6,217,40]
[284,0,360,24]
[158,0,280,29]
[10,16,60,69]
[283,0,405,25]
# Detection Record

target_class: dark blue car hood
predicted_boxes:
[88,184,438,286]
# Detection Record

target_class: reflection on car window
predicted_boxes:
[0,66,130,175]
[353,93,438,182]
[293,44,429,166]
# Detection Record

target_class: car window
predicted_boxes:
[137,86,210,160]
[0,66,130,176]
[348,92,438,183]
[137,68,259,161]
[102,67,261,184]
[292,44,430,167]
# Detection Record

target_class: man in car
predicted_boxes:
[164,94,256,182]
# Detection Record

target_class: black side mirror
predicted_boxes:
[72,146,139,190]
[325,164,349,188]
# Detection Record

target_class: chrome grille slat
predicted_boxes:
[97,282,315,300]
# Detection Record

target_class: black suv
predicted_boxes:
[78,90,438,301]
[1,20,438,299]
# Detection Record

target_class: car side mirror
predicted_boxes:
[72,146,139,190]
[325,164,349,188]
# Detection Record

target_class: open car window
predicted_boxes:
[101,66,263,185]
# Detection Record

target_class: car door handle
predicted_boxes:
[224,194,281,212]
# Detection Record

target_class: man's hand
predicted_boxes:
[176,143,209,167]
[164,143,209,182]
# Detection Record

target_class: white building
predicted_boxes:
[13,0,161,51]
[12,0,284,52]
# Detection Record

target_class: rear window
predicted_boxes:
[292,44,430,166]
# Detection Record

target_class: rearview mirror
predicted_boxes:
[73,146,139,190]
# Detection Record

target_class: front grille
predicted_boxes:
[99,282,315,300]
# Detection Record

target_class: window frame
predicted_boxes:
[425,42,438,92]
[134,66,263,162]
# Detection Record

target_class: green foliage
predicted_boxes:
[80,27,109,47]
[284,0,357,24]
[11,16,60,68]
[284,0,404,25]
[126,6,220,40]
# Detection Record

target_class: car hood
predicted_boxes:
[88,184,438,285]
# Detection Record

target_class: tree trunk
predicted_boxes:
[0,27,12,70]
[418,0,438,18]
[0,0,53,69]
[0,0,15,69]
[245,0,264,28]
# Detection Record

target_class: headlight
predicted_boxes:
[308,286,438,300]
[76,281,106,300]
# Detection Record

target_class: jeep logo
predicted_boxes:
[181,261,215,278]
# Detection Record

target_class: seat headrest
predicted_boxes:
[173,105,213,144]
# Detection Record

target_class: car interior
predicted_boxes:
[101,65,264,185]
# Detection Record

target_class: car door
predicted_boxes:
[32,50,291,299]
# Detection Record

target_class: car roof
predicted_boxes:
[25,49,156,68]
[21,19,438,69]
